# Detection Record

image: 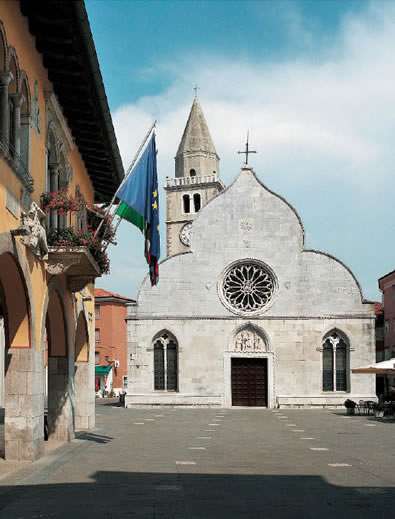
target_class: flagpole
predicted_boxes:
[94,120,157,238]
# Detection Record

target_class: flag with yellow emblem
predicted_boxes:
[116,133,160,285]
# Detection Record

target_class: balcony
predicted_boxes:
[41,192,115,291]
[47,246,102,292]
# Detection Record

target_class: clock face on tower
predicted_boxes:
[179,222,192,246]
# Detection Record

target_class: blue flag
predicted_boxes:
[116,133,160,285]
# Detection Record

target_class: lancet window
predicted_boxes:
[193,193,201,212]
[182,193,201,214]
[153,331,178,391]
[20,74,31,170]
[183,194,190,214]
[322,331,348,392]
[45,115,72,231]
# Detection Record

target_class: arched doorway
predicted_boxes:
[0,292,5,458]
[0,251,44,460]
[46,289,73,442]
[224,324,275,408]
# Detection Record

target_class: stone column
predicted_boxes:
[9,92,23,157]
[74,362,95,429]
[0,317,4,407]
[47,357,74,441]
[58,177,69,230]
[49,165,60,230]
[4,348,45,461]
[20,113,30,169]
[0,71,12,145]
[164,345,168,390]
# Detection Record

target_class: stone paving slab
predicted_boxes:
[0,406,393,518]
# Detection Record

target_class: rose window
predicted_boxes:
[221,260,276,313]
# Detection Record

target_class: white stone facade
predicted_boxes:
[126,167,376,408]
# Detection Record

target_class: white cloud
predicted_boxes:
[107,2,395,301]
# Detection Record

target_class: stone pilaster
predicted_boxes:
[74,362,95,430]
[47,357,74,441]
[4,348,45,461]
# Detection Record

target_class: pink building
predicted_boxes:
[94,289,135,396]
[375,302,384,362]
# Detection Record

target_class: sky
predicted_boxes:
[86,0,395,302]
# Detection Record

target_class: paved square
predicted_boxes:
[0,405,393,518]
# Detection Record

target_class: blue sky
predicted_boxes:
[86,0,394,302]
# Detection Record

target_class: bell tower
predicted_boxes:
[165,96,224,256]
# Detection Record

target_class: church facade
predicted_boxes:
[125,98,376,408]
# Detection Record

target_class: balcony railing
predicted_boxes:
[0,139,34,192]
[41,193,115,281]
[165,173,221,188]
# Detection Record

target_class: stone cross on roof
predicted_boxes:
[238,132,257,166]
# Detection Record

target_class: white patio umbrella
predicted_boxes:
[352,359,395,375]
[352,359,395,397]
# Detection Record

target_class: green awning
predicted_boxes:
[95,365,112,376]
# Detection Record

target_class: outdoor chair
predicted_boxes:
[365,401,376,415]
[358,400,367,415]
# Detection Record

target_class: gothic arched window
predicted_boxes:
[193,193,201,212]
[153,332,178,391]
[322,331,349,392]
[20,74,31,171]
[8,50,19,158]
[154,341,164,390]
[183,194,190,214]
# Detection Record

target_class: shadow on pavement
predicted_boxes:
[0,471,393,518]
[97,401,123,407]
[331,411,395,424]
[75,432,113,444]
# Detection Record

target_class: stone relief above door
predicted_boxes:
[233,327,267,352]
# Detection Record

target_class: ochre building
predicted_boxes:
[0,1,123,460]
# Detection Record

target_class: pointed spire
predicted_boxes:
[176,97,217,157]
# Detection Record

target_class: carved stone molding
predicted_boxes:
[239,219,253,232]
[45,91,74,151]
[46,260,79,276]
[46,246,101,291]
[17,201,48,260]
[233,327,266,352]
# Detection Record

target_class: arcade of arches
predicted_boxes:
[0,245,95,461]
[0,2,122,462]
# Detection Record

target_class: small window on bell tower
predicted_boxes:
[183,194,190,213]
[193,193,201,212]
[190,169,196,177]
